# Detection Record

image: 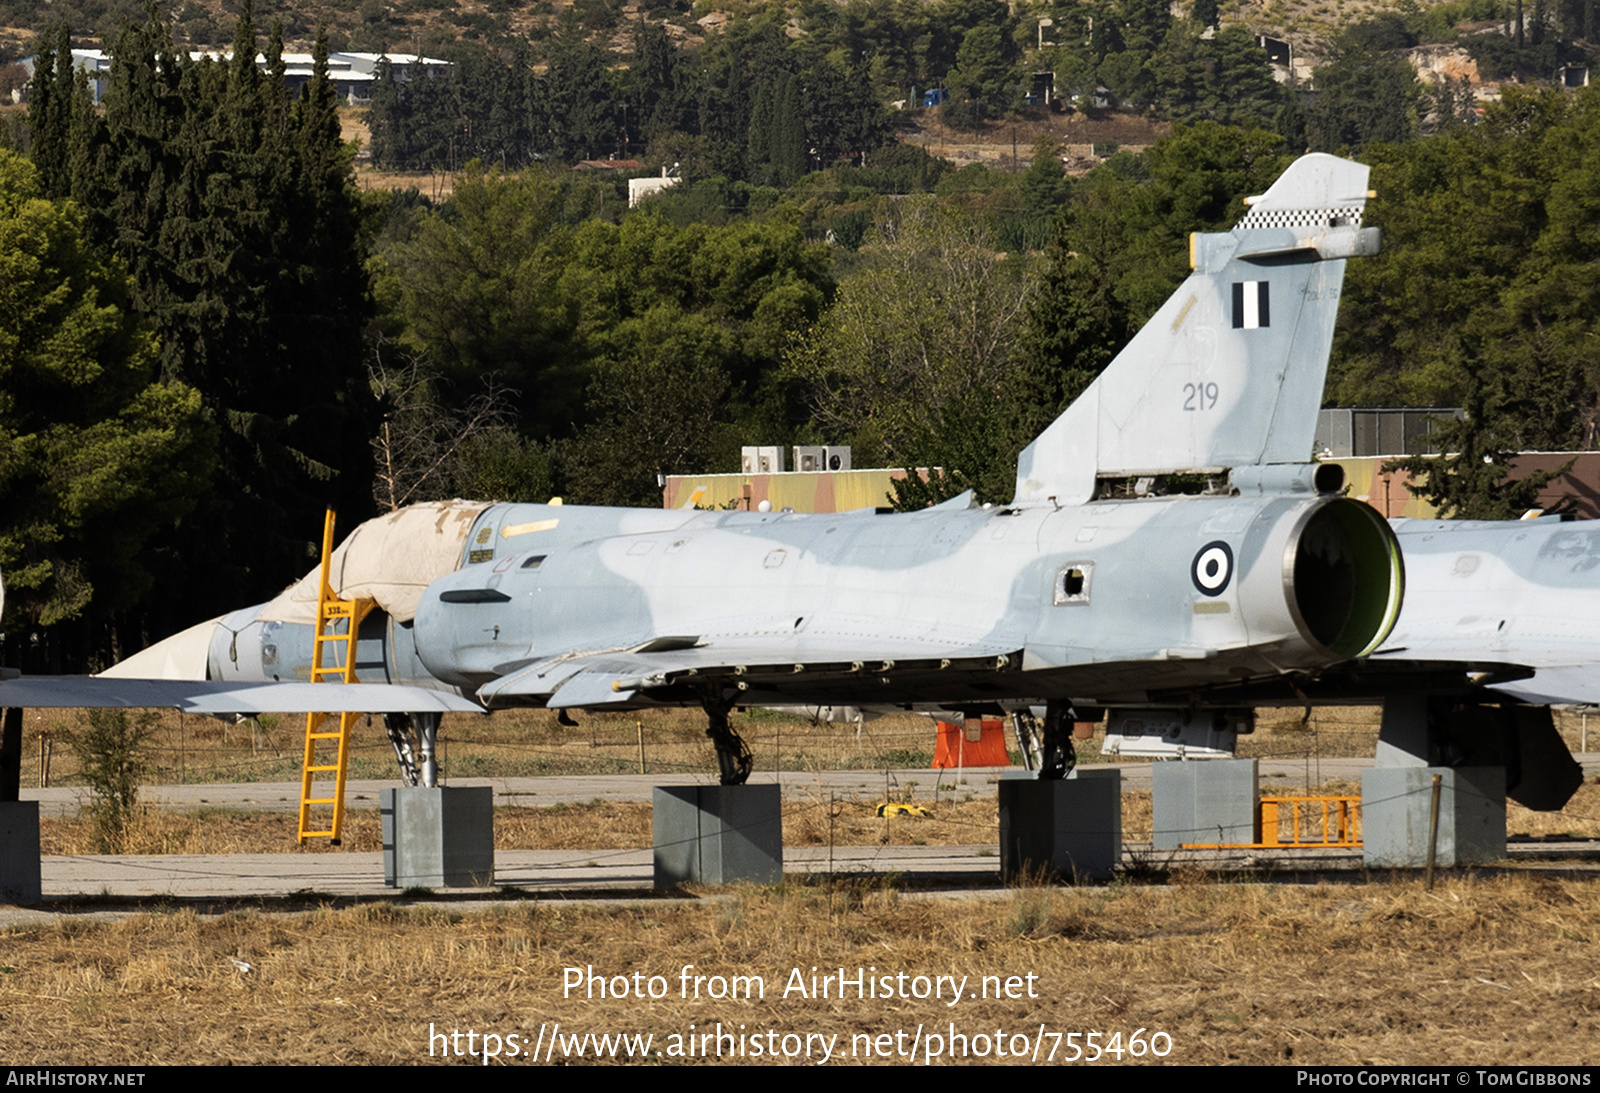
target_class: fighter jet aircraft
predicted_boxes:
[3,153,1402,787]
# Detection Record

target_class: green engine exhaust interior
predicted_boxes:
[1291,499,1404,658]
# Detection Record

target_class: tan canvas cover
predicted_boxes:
[256,499,491,625]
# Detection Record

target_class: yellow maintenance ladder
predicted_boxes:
[297,510,376,845]
[1182,795,1362,850]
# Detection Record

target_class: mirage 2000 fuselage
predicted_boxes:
[205,487,1401,719]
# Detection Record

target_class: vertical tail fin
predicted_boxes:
[1013,153,1379,506]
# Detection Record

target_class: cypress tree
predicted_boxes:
[27,26,70,197]
[773,72,806,182]
[367,58,405,168]
[29,25,104,207]
[748,73,805,185]
[28,3,376,626]
[746,80,773,177]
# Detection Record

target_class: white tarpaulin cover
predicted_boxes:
[256,499,490,624]
[99,615,221,679]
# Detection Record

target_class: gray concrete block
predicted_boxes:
[653,784,782,888]
[1361,767,1506,867]
[0,801,41,905]
[998,769,1121,881]
[381,785,494,888]
[1152,759,1259,849]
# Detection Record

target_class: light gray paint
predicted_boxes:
[5,154,1404,739]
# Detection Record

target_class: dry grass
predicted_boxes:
[355,166,457,202]
[38,775,1600,858]
[27,701,1600,857]
[5,873,1600,1064]
[37,802,657,857]
[17,699,1600,1065]
[36,795,1008,855]
[32,784,1183,855]
[22,705,1421,792]
[1509,781,1600,841]
[19,706,968,789]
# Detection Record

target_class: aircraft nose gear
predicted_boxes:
[383,712,441,788]
[703,696,753,785]
[1038,701,1078,780]
[383,713,421,786]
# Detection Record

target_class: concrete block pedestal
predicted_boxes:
[1361,767,1506,867]
[381,785,494,888]
[0,801,41,905]
[653,784,782,888]
[998,768,1122,881]
[1152,758,1259,849]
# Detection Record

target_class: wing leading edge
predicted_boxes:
[0,675,484,715]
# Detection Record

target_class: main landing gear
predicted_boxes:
[702,693,753,785]
[1011,701,1078,779]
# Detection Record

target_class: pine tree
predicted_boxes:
[0,149,212,655]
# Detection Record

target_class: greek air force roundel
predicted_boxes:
[1191,541,1234,597]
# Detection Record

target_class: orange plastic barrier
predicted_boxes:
[932,718,1011,768]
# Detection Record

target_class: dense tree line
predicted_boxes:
[388,98,1600,518]
[0,150,209,643]
[360,121,1322,517]
[366,16,895,176]
[30,0,1598,178]
[10,3,373,666]
[351,0,1600,177]
[355,0,1298,176]
[369,163,833,508]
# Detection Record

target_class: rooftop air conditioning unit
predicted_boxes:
[741,446,784,474]
[793,445,851,472]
